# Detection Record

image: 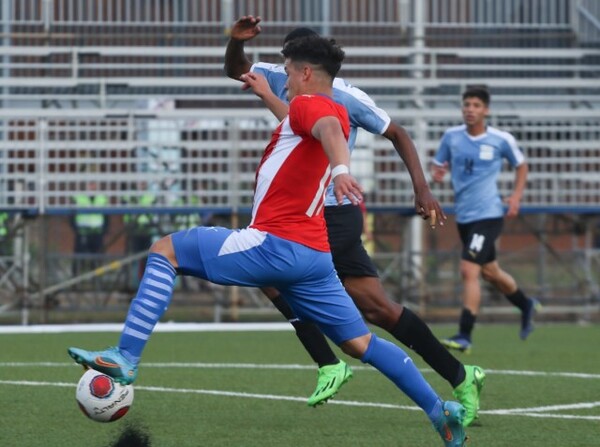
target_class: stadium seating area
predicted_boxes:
[0,0,598,322]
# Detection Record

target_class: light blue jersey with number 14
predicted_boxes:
[433,124,525,224]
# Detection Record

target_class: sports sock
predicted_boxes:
[271,294,339,367]
[119,253,177,364]
[361,333,440,418]
[505,288,529,312]
[459,308,476,340]
[391,308,465,388]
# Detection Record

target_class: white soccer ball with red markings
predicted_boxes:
[75,368,134,422]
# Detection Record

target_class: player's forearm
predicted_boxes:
[385,124,429,190]
[323,135,351,169]
[513,163,529,199]
[261,92,289,121]
[224,39,252,80]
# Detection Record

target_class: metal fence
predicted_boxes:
[0,0,599,323]
[2,0,599,46]
[1,108,599,214]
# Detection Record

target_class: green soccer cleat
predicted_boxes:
[432,401,468,447]
[68,346,138,385]
[307,360,353,407]
[441,334,472,354]
[453,365,486,426]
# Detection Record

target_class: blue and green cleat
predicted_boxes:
[68,346,138,385]
[520,298,541,340]
[432,401,468,447]
[307,360,353,407]
[440,334,472,354]
[453,365,486,426]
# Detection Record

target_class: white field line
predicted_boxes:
[0,322,295,334]
[1,361,599,380]
[0,379,599,421]
[2,362,600,423]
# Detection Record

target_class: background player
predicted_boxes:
[431,86,540,353]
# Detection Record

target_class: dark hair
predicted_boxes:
[463,85,490,106]
[280,35,345,79]
[283,27,318,46]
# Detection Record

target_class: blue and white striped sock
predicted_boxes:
[118,253,177,365]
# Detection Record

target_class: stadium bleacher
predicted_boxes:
[0,0,598,323]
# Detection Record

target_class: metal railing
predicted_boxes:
[1,108,599,215]
[0,45,598,109]
[2,0,598,46]
[1,0,580,27]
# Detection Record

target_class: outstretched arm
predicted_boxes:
[383,122,446,227]
[240,72,289,121]
[224,15,262,80]
[312,117,363,206]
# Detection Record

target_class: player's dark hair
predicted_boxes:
[281,35,345,79]
[463,85,490,106]
[283,27,318,46]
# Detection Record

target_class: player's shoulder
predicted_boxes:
[332,77,374,104]
[331,77,390,131]
[292,94,333,103]
[332,77,366,97]
[444,124,467,137]
[251,61,285,74]
[486,125,518,145]
[290,94,338,111]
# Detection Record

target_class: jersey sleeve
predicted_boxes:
[288,96,346,139]
[433,131,451,165]
[500,132,525,167]
[251,62,289,102]
[332,79,391,135]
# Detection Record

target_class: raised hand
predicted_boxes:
[230,15,262,41]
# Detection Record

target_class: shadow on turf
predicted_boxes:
[107,422,152,447]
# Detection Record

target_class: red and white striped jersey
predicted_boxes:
[250,94,350,252]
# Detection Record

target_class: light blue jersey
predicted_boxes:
[252,62,391,206]
[433,124,525,224]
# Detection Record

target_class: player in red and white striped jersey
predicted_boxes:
[69,35,466,446]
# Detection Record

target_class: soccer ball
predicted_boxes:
[75,368,134,422]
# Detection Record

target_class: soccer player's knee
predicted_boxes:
[460,265,479,281]
[362,306,398,330]
[149,236,174,258]
[340,334,371,358]
[260,286,280,301]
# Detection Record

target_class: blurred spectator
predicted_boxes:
[0,211,11,256]
[71,181,109,276]
[123,185,160,283]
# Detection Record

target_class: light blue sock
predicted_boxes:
[361,333,442,420]
[118,253,177,365]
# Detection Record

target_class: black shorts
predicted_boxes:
[457,218,504,265]
[324,204,379,279]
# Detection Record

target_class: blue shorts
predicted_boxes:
[171,227,369,344]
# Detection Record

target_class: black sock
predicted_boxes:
[459,308,476,340]
[505,288,529,312]
[391,308,465,388]
[271,295,338,367]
